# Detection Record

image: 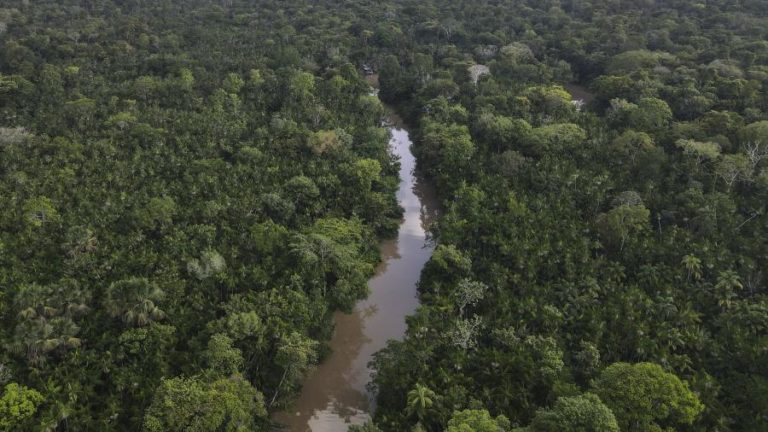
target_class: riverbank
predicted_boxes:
[272,95,438,431]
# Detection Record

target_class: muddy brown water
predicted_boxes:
[273,105,438,431]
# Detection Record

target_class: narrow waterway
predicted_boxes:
[273,104,438,431]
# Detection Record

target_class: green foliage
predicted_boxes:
[3,0,768,430]
[133,197,176,231]
[367,2,768,432]
[716,154,752,188]
[406,384,437,422]
[596,204,650,251]
[22,196,59,228]
[526,393,618,432]
[676,139,722,166]
[142,375,266,432]
[740,120,768,145]
[418,121,475,188]
[0,383,44,431]
[629,98,674,133]
[473,112,532,153]
[446,409,511,432]
[10,282,88,365]
[591,363,704,432]
[606,50,672,75]
[612,130,655,164]
[270,331,318,406]
[527,123,587,155]
[187,250,227,280]
[205,334,244,376]
[308,129,343,155]
[104,278,166,327]
[0,3,402,423]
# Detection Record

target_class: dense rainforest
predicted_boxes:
[0,0,402,430]
[1,0,768,431]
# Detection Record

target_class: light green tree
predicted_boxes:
[612,130,655,165]
[716,154,752,188]
[525,393,618,432]
[143,375,266,432]
[681,255,703,281]
[22,196,59,229]
[406,383,437,422]
[591,362,704,432]
[0,383,44,431]
[270,332,317,406]
[453,279,488,317]
[187,250,227,280]
[629,98,673,133]
[205,334,244,376]
[446,409,511,432]
[676,139,721,168]
[714,270,743,309]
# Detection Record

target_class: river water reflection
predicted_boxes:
[273,108,438,431]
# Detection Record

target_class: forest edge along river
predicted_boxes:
[273,79,439,431]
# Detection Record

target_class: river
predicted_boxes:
[273,102,438,431]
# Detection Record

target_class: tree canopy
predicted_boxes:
[1,0,768,430]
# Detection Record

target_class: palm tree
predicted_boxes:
[406,383,436,422]
[715,270,743,309]
[11,282,88,364]
[12,316,81,365]
[681,254,702,281]
[14,282,89,321]
[104,277,166,327]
